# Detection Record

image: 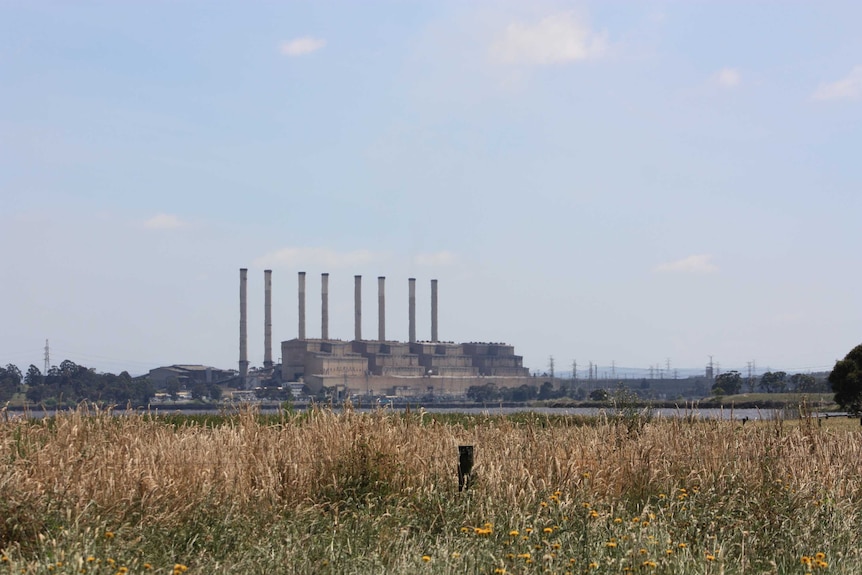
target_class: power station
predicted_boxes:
[238,269,533,397]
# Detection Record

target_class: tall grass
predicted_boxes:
[1,405,861,573]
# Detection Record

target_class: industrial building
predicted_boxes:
[148,364,234,388]
[238,269,534,397]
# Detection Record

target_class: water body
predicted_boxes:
[5,405,839,421]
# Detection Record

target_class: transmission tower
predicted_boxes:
[44,339,50,374]
[549,356,555,380]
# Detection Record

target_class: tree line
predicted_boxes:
[0,360,154,406]
[710,370,823,395]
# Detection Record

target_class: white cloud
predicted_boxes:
[280,37,326,57]
[813,66,862,101]
[413,251,458,267]
[143,213,186,229]
[713,67,741,88]
[253,247,386,269]
[654,254,718,274]
[491,12,607,66]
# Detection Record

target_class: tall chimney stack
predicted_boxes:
[298,271,306,340]
[354,275,362,341]
[408,278,416,343]
[239,268,249,383]
[378,276,386,342]
[431,278,438,343]
[321,273,329,340]
[264,269,273,368]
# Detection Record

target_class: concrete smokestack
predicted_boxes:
[298,271,306,340]
[264,269,273,368]
[408,278,416,343]
[239,268,249,382]
[321,273,329,340]
[431,279,438,343]
[354,275,362,341]
[378,276,386,342]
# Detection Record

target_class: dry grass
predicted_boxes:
[1,405,861,573]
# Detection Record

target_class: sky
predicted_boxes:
[2,1,861,378]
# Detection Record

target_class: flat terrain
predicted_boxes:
[1,406,860,574]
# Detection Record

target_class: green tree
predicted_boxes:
[165,378,180,400]
[830,344,862,414]
[207,384,223,401]
[24,365,43,387]
[466,383,500,403]
[506,384,538,402]
[712,371,742,395]
[538,381,555,400]
[790,373,817,392]
[759,371,787,393]
[0,364,22,402]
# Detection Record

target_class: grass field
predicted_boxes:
[1,404,861,574]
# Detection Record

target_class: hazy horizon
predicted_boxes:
[2,2,860,378]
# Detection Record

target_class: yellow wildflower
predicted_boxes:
[509,530,519,537]
[421,555,431,562]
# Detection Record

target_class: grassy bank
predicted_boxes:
[2,406,861,574]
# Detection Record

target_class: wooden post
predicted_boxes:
[458,445,474,492]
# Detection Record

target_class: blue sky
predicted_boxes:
[2,1,860,377]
